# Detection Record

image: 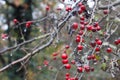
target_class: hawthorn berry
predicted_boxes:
[106,47,112,53]
[46,5,50,11]
[87,56,92,60]
[65,45,70,49]
[77,67,83,73]
[80,25,85,30]
[61,53,68,59]
[66,73,70,77]
[95,47,100,52]
[13,19,18,24]
[80,5,86,11]
[77,45,83,51]
[103,10,109,14]
[96,40,102,45]
[62,59,69,64]
[26,21,32,28]
[72,22,78,30]
[65,64,71,69]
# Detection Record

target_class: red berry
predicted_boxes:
[80,25,85,30]
[96,40,102,45]
[80,16,85,21]
[90,41,96,47]
[79,30,83,35]
[46,5,50,11]
[78,2,83,7]
[96,26,101,31]
[77,45,83,51]
[114,39,119,45]
[13,19,18,24]
[103,10,109,14]
[80,5,86,11]
[26,21,32,28]
[106,47,112,53]
[80,21,84,25]
[65,64,71,69]
[84,66,90,72]
[62,59,68,64]
[65,45,70,49]
[87,56,92,60]
[66,73,70,77]
[87,25,93,31]
[77,67,83,73]
[1,33,8,39]
[52,52,58,56]
[43,60,49,66]
[72,22,78,30]
[71,60,75,64]
[61,53,68,59]
[94,22,99,27]
[76,37,80,43]
[95,47,100,52]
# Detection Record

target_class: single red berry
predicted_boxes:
[77,45,83,51]
[76,37,80,43]
[65,45,70,49]
[1,33,8,39]
[90,41,96,47]
[95,47,100,52]
[80,21,84,25]
[95,38,99,42]
[80,5,86,11]
[71,60,75,64]
[94,22,99,27]
[61,53,68,59]
[114,39,119,45]
[103,10,109,14]
[13,19,18,24]
[66,73,70,77]
[72,22,78,30]
[43,60,49,66]
[80,25,85,30]
[65,64,71,69]
[96,26,101,31]
[52,52,58,56]
[77,67,83,73]
[79,30,84,35]
[75,77,78,80]
[62,59,68,64]
[87,25,93,31]
[80,16,85,21]
[26,21,32,28]
[78,2,83,7]
[106,47,112,53]
[96,40,102,45]
[87,56,92,60]
[84,66,90,72]
[84,22,88,25]
[65,77,70,80]
[46,5,50,11]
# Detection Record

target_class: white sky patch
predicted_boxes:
[87,0,95,8]
[1,24,8,31]
[0,0,6,5]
